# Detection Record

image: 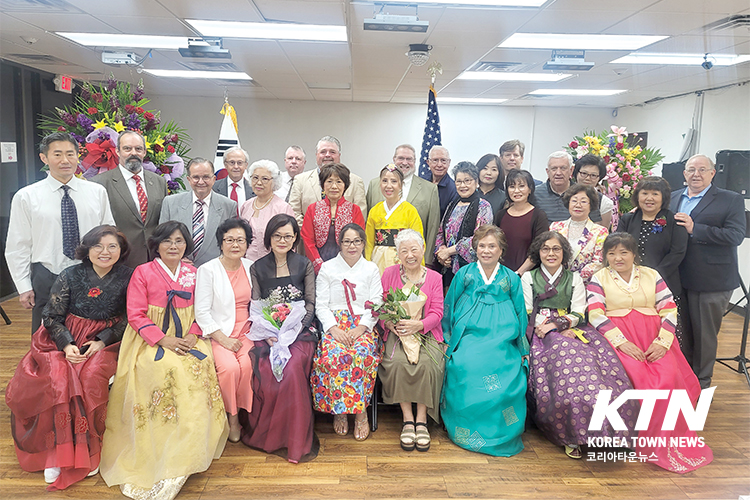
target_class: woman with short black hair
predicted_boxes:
[476,153,506,215]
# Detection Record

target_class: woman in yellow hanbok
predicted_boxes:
[100,221,228,500]
[365,164,424,274]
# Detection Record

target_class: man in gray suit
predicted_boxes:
[92,130,167,269]
[213,146,254,213]
[366,144,440,264]
[160,158,237,267]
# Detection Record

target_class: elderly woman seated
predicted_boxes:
[379,229,445,452]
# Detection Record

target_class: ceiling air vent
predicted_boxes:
[468,61,525,72]
[6,53,71,64]
[0,0,80,13]
[703,15,750,32]
[181,62,240,72]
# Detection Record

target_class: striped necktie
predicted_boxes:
[192,200,205,258]
[61,185,79,259]
[133,173,148,223]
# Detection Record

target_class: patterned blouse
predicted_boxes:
[435,199,493,274]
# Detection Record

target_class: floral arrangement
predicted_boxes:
[565,125,664,215]
[39,74,191,192]
[263,303,292,329]
[651,216,667,234]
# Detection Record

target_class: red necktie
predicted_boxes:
[133,174,148,223]
[230,182,239,215]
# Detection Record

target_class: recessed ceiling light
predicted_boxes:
[57,32,188,49]
[612,53,750,66]
[439,97,508,104]
[500,33,667,51]
[142,69,252,80]
[529,89,626,96]
[386,0,548,6]
[186,20,347,42]
[457,71,572,82]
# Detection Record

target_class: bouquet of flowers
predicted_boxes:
[263,303,292,329]
[247,299,306,382]
[564,125,664,217]
[366,285,445,366]
[38,74,191,193]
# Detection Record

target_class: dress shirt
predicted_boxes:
[6,174,115,294]
[192,191,212,210]
[401,172,414,201]
[275,171,293,201]
[227,178,248,206]
[118,165,148,207]
[678,185,712,216]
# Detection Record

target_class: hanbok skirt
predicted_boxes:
[370,244,397,275]
[527,311,637,447]
[100,305,228,500]
[311,310,381,414]
[378,331,445,423]
[607,310,713,473]
[6,315,120,491]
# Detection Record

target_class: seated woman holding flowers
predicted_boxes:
[379,229,445,452]
[522,231,636,460]
[310,223,383,441]
[241,214,319,463]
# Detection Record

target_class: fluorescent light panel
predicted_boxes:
[500,33,668,51]
[439,97,508,104]
[143,69,252,80]
[612,53,750,66]
[385,0,548,6]
[529,89,625,96]
[186,20,347,42]
[457,71,571,82]
[57,32,188,49]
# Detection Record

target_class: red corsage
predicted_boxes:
[88,287,103,298]
[651,217,667,234]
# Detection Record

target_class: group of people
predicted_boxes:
[5,130,745,498]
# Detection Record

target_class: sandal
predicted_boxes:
[565,445,582,459]
[415,422,431,452]
[353,415,370,441]
[333,414,349,436]
[400,421,416,451]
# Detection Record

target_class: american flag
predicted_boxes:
[418,85,441,180]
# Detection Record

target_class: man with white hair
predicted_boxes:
[426,145,457,219]
[288,135,366,225]
[213,146,254,210]
[534,151,575,223]
[275,145,306,202]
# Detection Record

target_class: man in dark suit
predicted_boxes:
[670,154,746,389]
[213,146,254,213]
[366,144,440,264]
[92,130,167,269]
[160,158,237,267]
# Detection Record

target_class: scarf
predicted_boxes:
[312,197,354,248]
[441,189,481,267]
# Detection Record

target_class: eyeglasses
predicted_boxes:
[251,175,273,184]
[548,166,569,173]
[120,145,145,154]
[189,175,213,183]
[577,172,600,180]
[540,246,563,254]
[394,156,415,162]
[429,158,450,164]
[223,237,247,245]
[685,168,712,175]
[570,198,590,206]
[92,243,120,253]
[160,239,186,247]
[272,234,296,243]
[341,238,364,247]
[224,160,247,167]
[455,179,475,186]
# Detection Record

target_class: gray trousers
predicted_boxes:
[680,289,733,389]
[29,263,58,334]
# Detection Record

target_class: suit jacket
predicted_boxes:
[159,192,237,267]
[194,256,253,338]
[618,209,688,295]
[670,184,746,292]
[366,175,440,265]
[213,177,254,201]
[91,168,167,269]
[288,168,367,226]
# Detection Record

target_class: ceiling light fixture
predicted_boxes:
[457,71,571,81]
[500,33,667,51]
[529,89,626,96]
[57,32,188,49]
[365,14,428,32]
[438,97,508,104]
[142,69,252,80]
[611,52,750,66]
[407,44,432,66]
[185,20,347,42]
[386,0,548,7]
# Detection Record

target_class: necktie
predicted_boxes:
[133,174,148,223]
[285,177,294,203]
[230,182,239,216]
[61,185,79,259]
[192,200,205,258]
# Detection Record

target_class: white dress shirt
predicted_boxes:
[401,172,414,201]
[227,178,248,206]
[6,173,115,294]
[275,171,293,201]
[119,165,148,207]
[193,191,212,210]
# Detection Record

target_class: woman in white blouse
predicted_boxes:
[195,218,254,443]
[310,223,383,441]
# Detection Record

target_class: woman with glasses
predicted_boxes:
[195,218,255,443]
[365,164,424,274]
[522,231,636,460]
[311,224,383,441]
[550,184,609,284]
[7,225,132,490]
[101,221,227,500]
[241,214,319,463]
[572,154,614,229]
[239,159,294,261]
[476,153,506,216]
[435,162,493,288]
[301,163,365,273]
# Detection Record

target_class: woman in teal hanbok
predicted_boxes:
[441,224,529,457]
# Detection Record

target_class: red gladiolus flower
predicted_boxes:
[144,112,155,120]
[80,139,118,173]
[87,107,98,115]
[569,141,579,149]
[92,93,103,103]
[167,145,175,153]
[57,126,66,132]
[616,142,624,150]
[136,107,145,114]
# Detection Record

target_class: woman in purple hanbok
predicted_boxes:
[521,231,637,459]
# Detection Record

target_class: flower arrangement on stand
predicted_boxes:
[39,74,191,193]
[564,126,664,224]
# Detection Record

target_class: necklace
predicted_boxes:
[276,260,288,268]
[253,196,273,213]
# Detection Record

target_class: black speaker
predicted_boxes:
[715,150,750,198]
[661,161,686,192]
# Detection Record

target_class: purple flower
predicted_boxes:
[167,180,179,192]
[106,75,117,92]
[109,94,120,111]
[127,113,141,129]
[59,109,76,127]
[133,79,144,101]
[76,113,94,133]
[80,87,91,101]
[71,133,85,144]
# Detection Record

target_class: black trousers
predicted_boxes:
[30,263,58,334]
